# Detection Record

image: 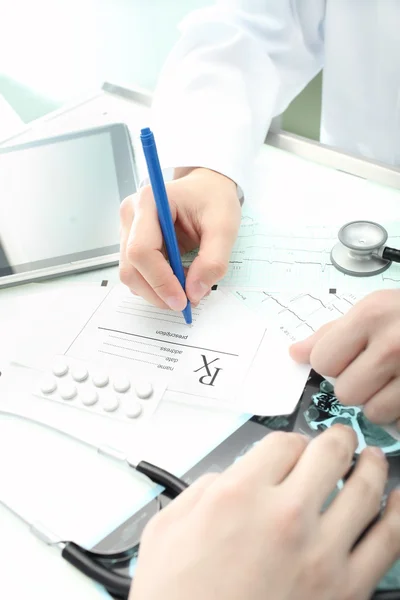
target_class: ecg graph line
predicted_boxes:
[262,292,329,308]
[245,291,360,337]
[216,215,400,289]
[227,256,400,283]
[258,293,331,329]
[243,259,335,271]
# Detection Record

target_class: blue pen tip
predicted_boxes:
[183,303,192,325]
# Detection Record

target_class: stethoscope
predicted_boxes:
[0,410,187,599]
[0,410,399,600]
[331,221,400,276]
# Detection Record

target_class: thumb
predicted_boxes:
[289,321,337,363]
[185,207,240,303]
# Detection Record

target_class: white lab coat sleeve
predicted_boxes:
[150,0,325,199]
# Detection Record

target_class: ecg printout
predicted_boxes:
[184,214,400,294]
[230,288,361,344]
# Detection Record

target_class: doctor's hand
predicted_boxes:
[119,167,240,310]
[130,426,400,600]
[290,290,400,426]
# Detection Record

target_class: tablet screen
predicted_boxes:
[0,125,136,278]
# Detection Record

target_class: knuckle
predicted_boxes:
[270,431,308,452]
[208,477,247,511]
[302,548,335,592]
[126,241,147,266]
[309,351,328,375]
[280,499,304,525]
[332,381,353,406]
[135,185,154,208]
[273,498,306,544]
[359,292,389,324]
[323,430,354,464]
[205,258,228,281]
[268,430,291,444]
[220,218,240,238]
[353,472,382,509]
[377,333,400,363]
[119,265,135,287]
[152,279,170,293]
[363,401,380,422]
[119,195,134,222]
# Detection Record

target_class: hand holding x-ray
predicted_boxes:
[130,425,400,600]
[290,290,400,427]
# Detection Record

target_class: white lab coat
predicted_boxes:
[151,0,400,198]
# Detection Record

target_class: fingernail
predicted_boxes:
[188,280,208,303]
[368,446,386,460]
[333,424,355,436]
[166,296,186,311]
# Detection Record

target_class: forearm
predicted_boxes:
[150,2,325,199]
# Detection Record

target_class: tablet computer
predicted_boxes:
[0,123,137,288]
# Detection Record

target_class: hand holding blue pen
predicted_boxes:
[140,127,192,324]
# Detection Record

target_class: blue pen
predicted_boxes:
[140,127,192,325]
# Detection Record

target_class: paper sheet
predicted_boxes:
[12,285,264,411]
[197,219,400,292]
[182,194,400,293]
[239,328,310,416]
[229,289,362,343]
[11,283,309,416]
[62,285,267,410]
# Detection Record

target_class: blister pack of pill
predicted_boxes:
[32,355,165,422]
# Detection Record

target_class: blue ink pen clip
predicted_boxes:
[140,127,192,324]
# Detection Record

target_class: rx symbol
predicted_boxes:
[194,354,222,386]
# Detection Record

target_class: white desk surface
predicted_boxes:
[1,88,399,600]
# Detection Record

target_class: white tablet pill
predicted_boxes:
[52,358,69,377]
[125,402,142,419]
[59,382,77,401]
[40,376,57,395]
[92,372,109,388]
[102,396,120,412]
[134,381,153,399]
[71,366,89,382]
[113,376,130,393]
[80,388,99,406]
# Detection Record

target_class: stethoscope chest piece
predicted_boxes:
[331,221,391,276]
